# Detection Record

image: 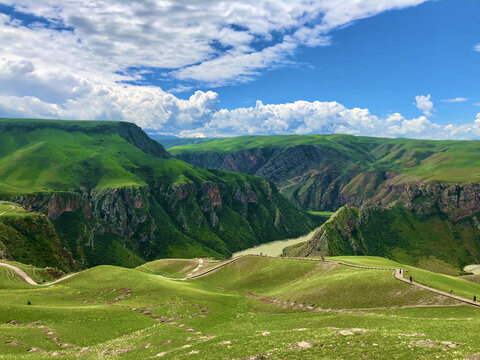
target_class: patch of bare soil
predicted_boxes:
[241,354,273,360]
[289,340,314,350]
[99,346,134,356]
[409,340,460,348]
[6,319,88,354]
[6,340,23,346]
[336,328,370,336]
[179,262,196,274]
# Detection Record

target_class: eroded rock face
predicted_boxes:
[365,180,480,221]
[11,178,314,267]
[175,144,480,217]
[175,145,382,211]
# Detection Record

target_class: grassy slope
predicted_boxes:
[170,134,480,183]
[136,258,198,278]
[0,260,64,283]
[153,137,216,149]
[200,256,453,309]
[0,120,200,195]
[1,256,480,359]
[330,256,480,300]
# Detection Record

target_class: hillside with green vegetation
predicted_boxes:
[283,205,480,274]
[0,202,73,272]
[0,119,320,268]
[169,134,480,211]
[1,255,480,359]
[136,258,199,278]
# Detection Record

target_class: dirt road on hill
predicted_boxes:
[2,254,479,307]
[0,262,76,286]
[190,254,480,307]
[0,204,16,216]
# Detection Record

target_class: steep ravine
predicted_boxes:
[12,179,317,268]
[173,144,388,211]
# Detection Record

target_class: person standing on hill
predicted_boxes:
[410,276,412,283]
[474,295,477,303]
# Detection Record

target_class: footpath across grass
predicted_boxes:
[330,256,480,301]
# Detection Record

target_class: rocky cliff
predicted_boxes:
[12,177,316,268]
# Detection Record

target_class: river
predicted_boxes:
[232,229,317,258]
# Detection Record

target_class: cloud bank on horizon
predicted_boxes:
[0,0,479,139]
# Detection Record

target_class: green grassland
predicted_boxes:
[170,134,480,183]
[0,119,193,195]
[330,256,480,300]
[1,255,480,359]
[0,260,64,283]
[153,136,215,149]
[136,259,199,278]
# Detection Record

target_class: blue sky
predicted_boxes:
[200,0,480,124]
[0,0,479,139]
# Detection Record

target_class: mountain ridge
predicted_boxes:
[0,119,321,268]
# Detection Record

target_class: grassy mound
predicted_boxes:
[136,258,199,278]
[200,256,454,309]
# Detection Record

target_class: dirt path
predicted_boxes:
[0,262,76,286]
[186,258,204,278]
[196,254,480,308]
[0,204,16,216]
[3,252,479,307]
[393,268,480,307]
[187,256,246,279]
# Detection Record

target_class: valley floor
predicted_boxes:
[1,255,480,359]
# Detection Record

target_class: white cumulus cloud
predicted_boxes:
[415,94,434,116]
[4,0,480,141]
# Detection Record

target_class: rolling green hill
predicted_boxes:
[170,134,480,210]
[0,119,321,268]
[1,255,480,359]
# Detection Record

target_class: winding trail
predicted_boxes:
[190,254,480,307]
[0,204,16,216]
[0,262,76,286]
[2,253,479,307]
